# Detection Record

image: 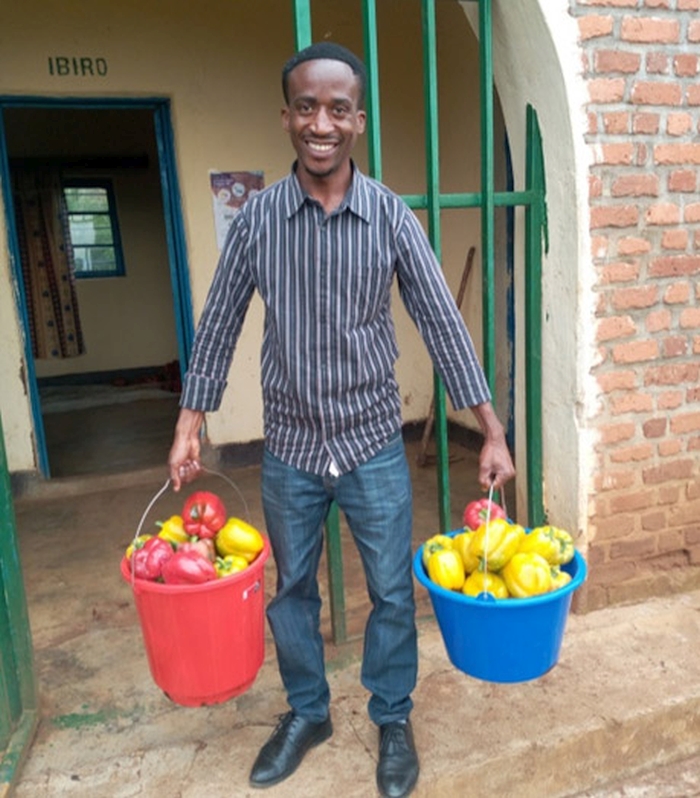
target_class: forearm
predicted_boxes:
[174,407,205,441]
[470,401,507,444]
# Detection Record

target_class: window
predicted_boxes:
[62,179,125,278]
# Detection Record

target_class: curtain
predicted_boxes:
[12,167,85,359]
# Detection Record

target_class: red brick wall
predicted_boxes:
[572,0,700,609]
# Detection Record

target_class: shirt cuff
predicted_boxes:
[180,372,226,411]
[447,380,492,411]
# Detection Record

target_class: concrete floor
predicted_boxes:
[41,387,181,478]
[10,395,700,796]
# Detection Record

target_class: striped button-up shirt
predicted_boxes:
[182,164,491,476]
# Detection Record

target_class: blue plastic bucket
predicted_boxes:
[413,531,587,683]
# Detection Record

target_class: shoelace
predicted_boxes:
[380,723,410,755]
[273,711,296,733]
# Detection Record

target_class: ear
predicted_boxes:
[357,109,367,135]
[281,107,290,132]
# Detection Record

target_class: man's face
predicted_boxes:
[282,59,366,182]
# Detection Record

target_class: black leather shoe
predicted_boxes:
[249,711,332,788]
[376,719,419,798]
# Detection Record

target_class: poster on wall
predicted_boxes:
[210,170,264,250]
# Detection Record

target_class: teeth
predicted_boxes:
[308,142,334,152]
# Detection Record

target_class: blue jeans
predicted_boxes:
[261,435,416,726]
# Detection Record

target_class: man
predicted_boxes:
[168,42,515,798]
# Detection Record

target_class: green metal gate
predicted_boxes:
[291,0,548,643]
[0,415,38,793]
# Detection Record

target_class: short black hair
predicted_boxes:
[282,42,367,107]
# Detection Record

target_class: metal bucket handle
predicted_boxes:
[476,481,506,602]
[128,467,253,587]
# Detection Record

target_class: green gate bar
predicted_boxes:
[420,0,452,532]
[479,0,497,391]
[0,413,38,792]
[362,0,383,182]
[292,0,312,51]
[525,105,546,527]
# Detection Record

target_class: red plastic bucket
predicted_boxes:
[121,536,270,706]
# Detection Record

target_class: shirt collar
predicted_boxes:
[284,161,372,223]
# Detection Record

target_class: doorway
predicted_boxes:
[0,99,192,478]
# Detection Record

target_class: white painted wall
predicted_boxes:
[460,0,592,533]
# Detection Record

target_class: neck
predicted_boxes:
[296,161,352,213]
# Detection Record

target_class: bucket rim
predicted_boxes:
[413,529,587,609]
[121,535,270,594]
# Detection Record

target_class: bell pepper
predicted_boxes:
[161,549,217,585]
[469,518,525,572]
[501,552,553,598]
[462,498,507,531]
[550,566,572,591]
[518,526,562,566]
[215,554,249,578]
[177,539,216,562]
[156,515,190,546]
[462,570,509,600]
[131,536,175,581]
[181,491,227,539]
[551,526,575,565]
[451,531,480,574]
[215,517,265,563]
[427,548,465,591]
[125,534,153,560]
[421,534,454,569]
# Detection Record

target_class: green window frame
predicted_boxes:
[62,178,125,278]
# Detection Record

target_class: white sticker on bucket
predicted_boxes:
[243,581,261,600]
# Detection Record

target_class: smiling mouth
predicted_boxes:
[306,141,337,155]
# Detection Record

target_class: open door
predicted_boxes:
[0,98,193,479]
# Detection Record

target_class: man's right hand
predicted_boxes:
[469,401,516,490]
[168,408,205,491]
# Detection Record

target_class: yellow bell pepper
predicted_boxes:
[452,531,480,574]
[215,554,249,578]
[421,534,454,569]
[551,526,575,565]
[501,552,553,598]
[469,518,525,572]
[462,570,509,599]
[518,526,562,566]
[156,515,190,546]
[427,548,465,591]
[521,525,575,565]
[125,534,152,560]
[550,566,572,591]
[215,517,265,563]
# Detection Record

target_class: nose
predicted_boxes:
[310,106,333,134]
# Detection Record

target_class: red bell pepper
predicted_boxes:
[181,491,227,539]
[177,539,216,562]
[131,536,175,581]
[462,498,507,530]
[161,550,217,585]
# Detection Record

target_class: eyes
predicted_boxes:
[294,100,352,119]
